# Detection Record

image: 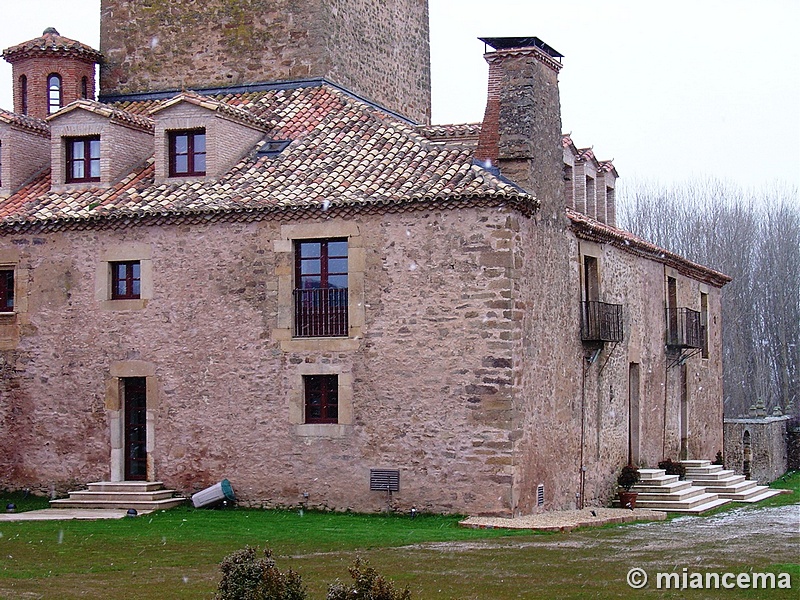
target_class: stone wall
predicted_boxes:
[99,0,431,124]
[0,206,524,514]
[723,416,792,484]
[462,39,725,514]
[788,424,800,470]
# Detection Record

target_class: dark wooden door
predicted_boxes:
[124,377,147,481]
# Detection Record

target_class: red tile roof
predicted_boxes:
[0,108,49,137]
[47,99,154,133]
[2,28,102,63]
[0,84,535,232]
[567,208,731,287]
[149,91,270,131]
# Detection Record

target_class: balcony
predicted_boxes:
[666,307,702,349]
[581,301,623,343]
[293,287,348,338]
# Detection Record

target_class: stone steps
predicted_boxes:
[682,461,785,503]
[87,481,166,493]
[692,478,755,494]
[633,479,693,494]
[627,468,730,514]
[50,481,186,511]
[637,496,731,513]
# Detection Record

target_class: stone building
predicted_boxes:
[0,3,729,516]
[724,404,794,484]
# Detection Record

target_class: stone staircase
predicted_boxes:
[50,481,186,512]
[681,460,784,503]
[629,468,730,514]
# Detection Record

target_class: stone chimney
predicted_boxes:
[2,28,101,120]
[475,37,565,221]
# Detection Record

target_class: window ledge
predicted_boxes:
[281,337,361,352]
[295,424,352,438]
[99,299,148,311]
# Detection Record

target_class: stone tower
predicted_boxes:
[2,27,101,120]
[99,0,431,124]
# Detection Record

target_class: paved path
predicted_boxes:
[0,508,153,521]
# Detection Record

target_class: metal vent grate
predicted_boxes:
[537,484,545,506]
[370,469,400,492]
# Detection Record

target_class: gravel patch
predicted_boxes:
[460,507,666,532]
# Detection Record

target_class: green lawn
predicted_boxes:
[0,471,797,599]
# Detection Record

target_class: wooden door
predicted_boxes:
[124,377,147,481]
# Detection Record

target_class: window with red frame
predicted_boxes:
[66,136,100,183]
[111,261,141,300]
[293,238,348,337]
[304,374,338,424]
[0,269,14,312]
[169,129,206,176]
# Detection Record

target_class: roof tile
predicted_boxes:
[0,84,534,230]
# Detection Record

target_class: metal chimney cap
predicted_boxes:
[478,37,563,59]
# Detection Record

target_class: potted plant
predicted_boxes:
[617,464,641,509]
[658,458,686,480]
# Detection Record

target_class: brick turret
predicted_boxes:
[2,27,102,120]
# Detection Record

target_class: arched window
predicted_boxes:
[20,75,28,115]
[81,76,89,99]
[48,73,62,114]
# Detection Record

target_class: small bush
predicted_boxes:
[617,464,640,491]
[712,451,725,467]
[215,546,307,600]
[658,459,686,480]
[327,558,411,600]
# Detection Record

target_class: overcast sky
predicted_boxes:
[1,0,797,191]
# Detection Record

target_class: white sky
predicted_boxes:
[0,0,797,190]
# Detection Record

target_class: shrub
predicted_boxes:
[327,558,411,600]
[617,464,640,491]
[215,546,307,600]
[658,459,686,480]
[712,451,725,467]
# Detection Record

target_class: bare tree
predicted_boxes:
[618,179,799,418]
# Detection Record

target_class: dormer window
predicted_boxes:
[66,136,100,183]
[169,129,206,177]
[48,73,62,114]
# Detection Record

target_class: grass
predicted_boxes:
[0,506,537,599]
[0,490,50,513]
[0,473,797,599]
[763,469,800,506]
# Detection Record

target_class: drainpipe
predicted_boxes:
[579,352,588,509]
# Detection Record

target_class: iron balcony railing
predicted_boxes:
[666,307,702,349]
[293,287,348,338]
[581,300,624,342]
